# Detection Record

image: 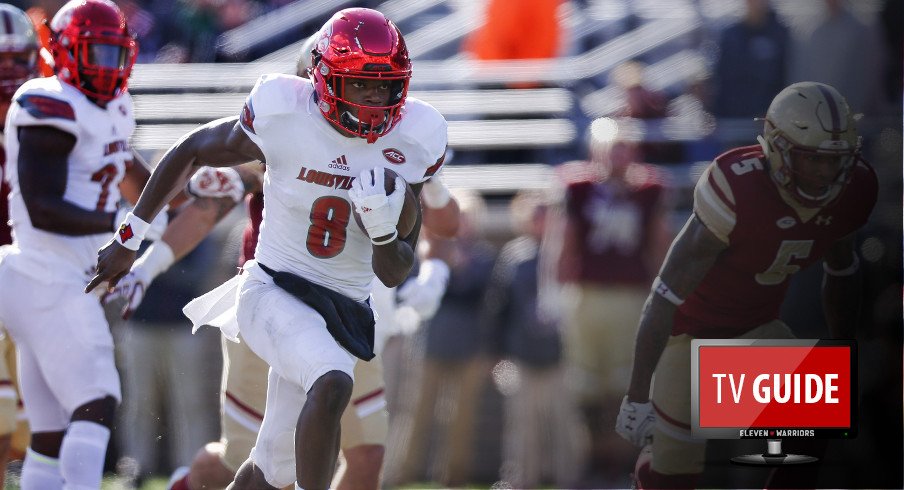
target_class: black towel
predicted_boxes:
[258,263,375,361]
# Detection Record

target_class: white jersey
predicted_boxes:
[4,76,135,284]
[239,74,447,301]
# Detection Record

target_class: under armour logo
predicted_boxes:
[815,216,833,226]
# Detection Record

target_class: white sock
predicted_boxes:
[295,484,305,490]
[21,447,64,490]
[60,420,111,490]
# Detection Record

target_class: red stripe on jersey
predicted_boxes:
[17,94,76,121]
[707,171,735,211]
[423,153,445,179]
[353,388,384,406]
[240,100,256,134]
[224,390,264,421]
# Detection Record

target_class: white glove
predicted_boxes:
[348,168,405,243]
[396,258,450,320]
[615,396,656,447]
[101,241,174,319]
[113,205,168,242]
[187,166,245,203]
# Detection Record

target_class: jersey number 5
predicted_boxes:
[755,240,814,285]
[307,196,351,259]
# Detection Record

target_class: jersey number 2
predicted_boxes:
[307,196,351,259]
[755,240,813,285]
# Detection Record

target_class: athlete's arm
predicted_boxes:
[419,175,460,238]
[625,214,727,402]
[17,125,117,235]
[86,116,263,292]
[821,234,861,339]
[371,187,421,288]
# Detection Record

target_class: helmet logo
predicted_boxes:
[319,64,329,76]
[382,148,405,164]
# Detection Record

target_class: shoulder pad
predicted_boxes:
[246,74,308,122]
[393,97,448,183]
[11,78,79,136]
[693,161,737,243]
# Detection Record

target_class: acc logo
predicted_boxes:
[382,148,406,164]
[776,216,796,229]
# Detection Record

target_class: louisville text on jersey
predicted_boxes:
[296,167,355,190]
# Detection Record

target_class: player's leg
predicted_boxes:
[0,268,69,489]
[0,335,19,489]
[640,334,705,490]
[15,344,67,490]
[334,358,389,490]
[234,266,356,489]
[48,288,121,489]
[6,336,31,462]
[170,334,269,490]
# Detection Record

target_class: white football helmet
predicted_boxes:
[758,82,860,208]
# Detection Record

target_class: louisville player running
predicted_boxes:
[0,1,168,488]
[109,161,456,490]
[89,8,447,490]
[614,82,877,489]
[0,4,40,486]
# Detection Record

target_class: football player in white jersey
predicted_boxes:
[89,8,448,490]
[0,1,167,488]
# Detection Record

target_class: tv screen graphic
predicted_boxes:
[691,339,858,465]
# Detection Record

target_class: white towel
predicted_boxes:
[182,273,242,342]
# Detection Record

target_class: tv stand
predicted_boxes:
[731,439,818,465]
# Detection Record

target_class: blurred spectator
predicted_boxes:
[465,0,564,88]
[482,190,584,489]
[549,118,672,487]
[116,238,221,480]
[395,190,497,487]
[787,0,883,114]
[609,60,668,119]
[712,0,789,118]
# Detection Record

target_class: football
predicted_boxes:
[353,167,420,240]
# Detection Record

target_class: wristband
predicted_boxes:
[823,254,860,277]
[421,177,451,209]
[135,241,176,280]
[652,276,685,306]
[115,212,150,251]
[371,230,398,246]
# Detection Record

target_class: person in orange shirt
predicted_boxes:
[465,0,563,88]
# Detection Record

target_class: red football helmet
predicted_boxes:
[0,4,39,103]
[49,0,138,103]
[310,8,411,143]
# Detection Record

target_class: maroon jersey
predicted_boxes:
[558,161,666,287]
[0,141,11,246]
[239,191,264,266]
[675,145,878,338]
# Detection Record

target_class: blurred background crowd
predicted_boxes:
[5,0,902,488]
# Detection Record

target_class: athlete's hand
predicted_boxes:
[396,258,450,320]
[187,166,245,203]
[615,396,656,447]
[101,264,151,320]
[85,240,137,294]
[348,168,405,241]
